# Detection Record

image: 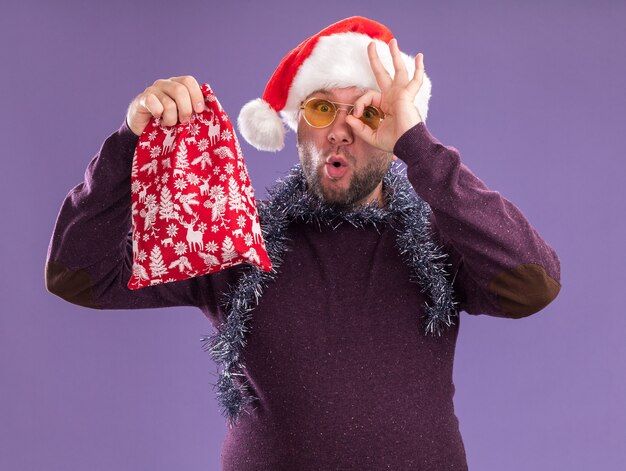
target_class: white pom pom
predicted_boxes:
[237,98,285,152]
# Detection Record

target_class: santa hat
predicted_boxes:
[237,16,432,152]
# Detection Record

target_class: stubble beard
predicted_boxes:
[296,139,392,209]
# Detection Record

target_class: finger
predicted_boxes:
[171,75,206,114]
[145,90,178,126]
[352,90,382,118]
[367,41,392,90]
[389,38,408,82]
[345,114,376,145]
[406,53,425,97]
[138,91,165,118]
[155,78,194,124]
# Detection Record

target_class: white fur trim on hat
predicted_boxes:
[237,98,286,152]
[280,32,432,132]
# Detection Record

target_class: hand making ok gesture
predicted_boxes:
[346,38,425,154]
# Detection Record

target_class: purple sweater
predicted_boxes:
[46,119,561,470]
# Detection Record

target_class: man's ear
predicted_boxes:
[392,154,398,161]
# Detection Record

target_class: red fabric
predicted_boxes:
[128,84,271,290]
[262,16,394,113]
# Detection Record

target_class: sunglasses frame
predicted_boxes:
[298,97,385,130]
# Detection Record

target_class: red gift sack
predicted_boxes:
[128,83,272,290]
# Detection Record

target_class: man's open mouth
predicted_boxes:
[325,155,348,179]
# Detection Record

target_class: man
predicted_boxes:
[46,16,561,470]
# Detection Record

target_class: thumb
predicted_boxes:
[346,115,376,146]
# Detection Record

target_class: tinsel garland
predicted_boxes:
[200,162,459,427]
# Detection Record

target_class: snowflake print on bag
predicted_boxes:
[128,83,272,289]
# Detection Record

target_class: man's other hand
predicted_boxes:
[346,39,425,153]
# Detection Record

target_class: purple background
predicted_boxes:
[2,0,624,469]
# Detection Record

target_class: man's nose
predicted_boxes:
[327,108,354,145]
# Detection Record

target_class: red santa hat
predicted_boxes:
[237,16,432,152]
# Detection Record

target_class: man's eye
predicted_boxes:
[311,100,333,114]
[363,107,378,120]
[314,101,333,113]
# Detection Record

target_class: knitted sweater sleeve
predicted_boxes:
[45,119,222,312]
[393,122,561,318]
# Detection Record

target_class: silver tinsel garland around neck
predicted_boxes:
[200,162,459,427]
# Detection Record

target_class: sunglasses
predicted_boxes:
[299,97,385,130]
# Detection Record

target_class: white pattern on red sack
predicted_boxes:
[128,84,271,290]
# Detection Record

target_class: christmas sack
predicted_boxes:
[128,83,272,290]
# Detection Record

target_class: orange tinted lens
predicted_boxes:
[304,99,336,127]
[359,105,382,129]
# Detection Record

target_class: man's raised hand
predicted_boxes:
[346,39,425,153]
[126,76,207,137]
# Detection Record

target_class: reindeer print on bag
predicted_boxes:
[128,84,272,290]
